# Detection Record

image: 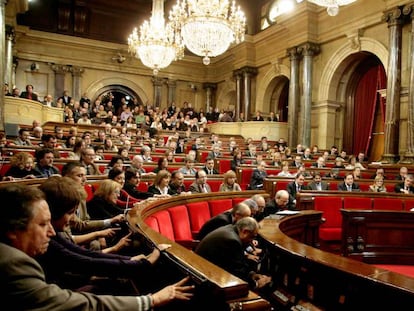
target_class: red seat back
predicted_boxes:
[168,205,192,241]
[209,199,233,216]
[186,201,211,235]
[343,197,372,210]
[373,198,404,210]
[151,210,175,241]
[144,216,160,232]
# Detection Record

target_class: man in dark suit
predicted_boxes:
[256,190,290,221]
[267,111,279,122]
[58,90,72,106]
[197,202,251,241]
[307,173,330,191]
[286,173,307,209]
[395,166,408,181]
[337,173,360,191]
[249,161,268,190]
[202,157,219,175]
[195,217,272,289]
[20,84,39,101]
[394,174,414,194]
[0,183,193,310]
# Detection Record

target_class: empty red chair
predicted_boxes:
[151,210,175,241]
[373,198,404,210]
[314,196,343,241]
[343,197,372,210]
[168,205,193,244]
[187,202,211,237]
[209,199,233,216]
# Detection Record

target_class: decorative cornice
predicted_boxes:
[50,64,71,74]
[286,47,301,61]
[203,83,217,90]
[298,42,320,57]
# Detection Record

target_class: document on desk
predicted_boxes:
[275,210,300,216]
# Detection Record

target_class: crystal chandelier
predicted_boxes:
[169,0,246,65]
[306,0,357,16]
[128,0,184,75]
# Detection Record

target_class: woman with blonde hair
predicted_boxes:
[87,179,123,219]
[219,170,242,192]
[369,176,387,193]
[3,151,37,180]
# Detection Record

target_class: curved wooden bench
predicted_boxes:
[127,191,272,310]
[296,191,414,247]
[258,211,414,310]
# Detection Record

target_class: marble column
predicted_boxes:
[71,66,84,102]
[382,7,405,163]
[402,3,414,163]
[203,83,217,113]
[233,70,242,120]
[241,66,258,120]
[166,79,177,105]
[51,64,71,99]
[5,25,15,87]
[287,47,301,147]
[0,0,7,131]
[152,76,163,108]
[298,42,320,148]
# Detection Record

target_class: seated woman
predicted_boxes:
[369,176,387,192]
[123,168,154,200]
[2,151,37,180]
[87,179,125,219]
[152,157,169,174]
[276,161,294,178]
[117,146,130,162]
[148,169,174,196]
[219,170,242,192]
[230,150,245,172]
[105,155,124,174]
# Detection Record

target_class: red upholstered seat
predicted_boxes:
[374,265,414,278]
[168,205,193,242]
[232,197,246,205]
[84,184,95,202]
[186,201,211,236]
[209,199,233,216]
[217,158,231,174]
[373,198,404,210]
[314,196,343,241]
[136,181,149,192]
[208,180,222,192]
[405,199,414,211]
[151,210,175,241]
[275,180,292,192]
[343,197,372,210]
[144,216,160,232]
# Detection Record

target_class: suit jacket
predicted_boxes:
[202,167,219,175]
[337,182,360,191]
[20,91,39,101]
[37,232,152,289]
[189,182,212,193]
[255,199,291,221]
[394,182,414,194]
[0,242,146,311]
[307,181,329,191]
[197,211,233,241]
[195,224,253,284]
[249,169,268,190]
[123,182,154,200]
[87,196,124,219]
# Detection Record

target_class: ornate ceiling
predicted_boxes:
[16,0,266,45]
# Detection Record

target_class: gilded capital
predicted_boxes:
[203,83,217,90]
[403,3,414,19]
[70,66,84,76]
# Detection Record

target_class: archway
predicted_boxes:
[93,84,142,116]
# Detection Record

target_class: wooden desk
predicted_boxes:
[259,210,414,309]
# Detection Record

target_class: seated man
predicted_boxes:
[197,202,251,241]
[286,173,306,208]
[189,169,212,193]
[169,171,191,195]
[202,156,219,175]
[394,174,414,194]
[249,161,268,190]
[337,173,360,192]
[195,217,272,289]
[256,190,290,221]
[33,148,60,178]
[123,167,154,200]
[0,183,193,309]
